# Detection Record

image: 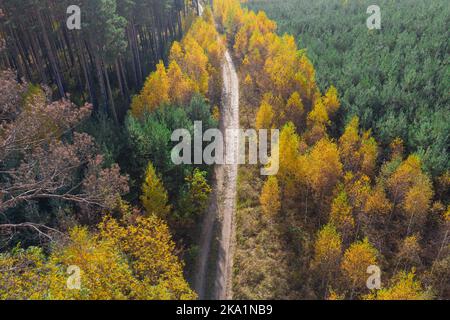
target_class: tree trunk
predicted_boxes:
[28,29,48,84]
[92,48,108,113]
[127,25,139,87]
[103,60,118,124]
[119,58,130,100]
[77,38,94,104]
[37,9,65,97]
[115,58,125,99]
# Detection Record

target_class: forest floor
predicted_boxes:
[194,3,240,299]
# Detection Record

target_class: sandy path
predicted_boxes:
[194,3,239,298]
[212,49,239,300]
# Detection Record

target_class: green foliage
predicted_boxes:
[125,94,217,199]
[175,168,212,228]
[80,112,126,167]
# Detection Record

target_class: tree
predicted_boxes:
[306,138,343,199]
[341,238,378,296]
[359,131,378,178]
[338,117,378,177]
[285,91,304,127]
[364,270,430,300]
[363,184,392,217]
[307,98,329,127]
[339,116,361,172]
[260,176,281,217]
[323,85,340,117]
[82,0,127,120]
[181,35,209,95]
[0,73,129,219]
[330,190,355,241]
[277,122,301,197]
[182,168,212,216]
[0,214,197,300]
[396,235,422,270]
[403,184,433,234]
[99,214,197,299]
[312,223,342,293]
[131,61,169,117]
[140,162,171,218]
[386,155,433,233]
[175,168,212,229]
[0,0,187,114]
[167,60,194,106]
[255,99,274,129]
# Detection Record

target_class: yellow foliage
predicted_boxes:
[323,85,340,116]
[339,117,378,176]
[182,35,210,94]
[360,130,378,177]
[169,41,184,66]
[330,190,355,235]
[404,183,432,215]
[363,184,393,216]
[327,288,345,300]
[297,53,316,100]
[444,205,450,222]
[307,98,330,127]
[364,270,430,300]
[285,91,304,126]
[255,99,274,129]
[389,137,404,160]
[339,116,361,171]
[306,138,343,196]
[396,235,421,267]
[0,216,197,300]
[131,61,169,117]
[312,223,342,270]
[215,0,318,129]
[278,122,301,196]
[212,105,221,122]
[260,176,281,217]
[341,238,378,288]
[167,60,194,106]
[344,173,372,210]
[140,162,171,218]
[387,155,433,226]
[131,14,223,118]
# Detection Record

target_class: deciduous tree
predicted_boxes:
[260,176,281,217]
[140,162,171,218]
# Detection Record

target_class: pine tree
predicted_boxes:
[183,168,212,217]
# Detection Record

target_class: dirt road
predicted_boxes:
[213,49,239,300]
[194,28,240,299]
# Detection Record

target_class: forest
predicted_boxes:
[0,0,448,301]
[212,0,448,299]
[247,0,449,176]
